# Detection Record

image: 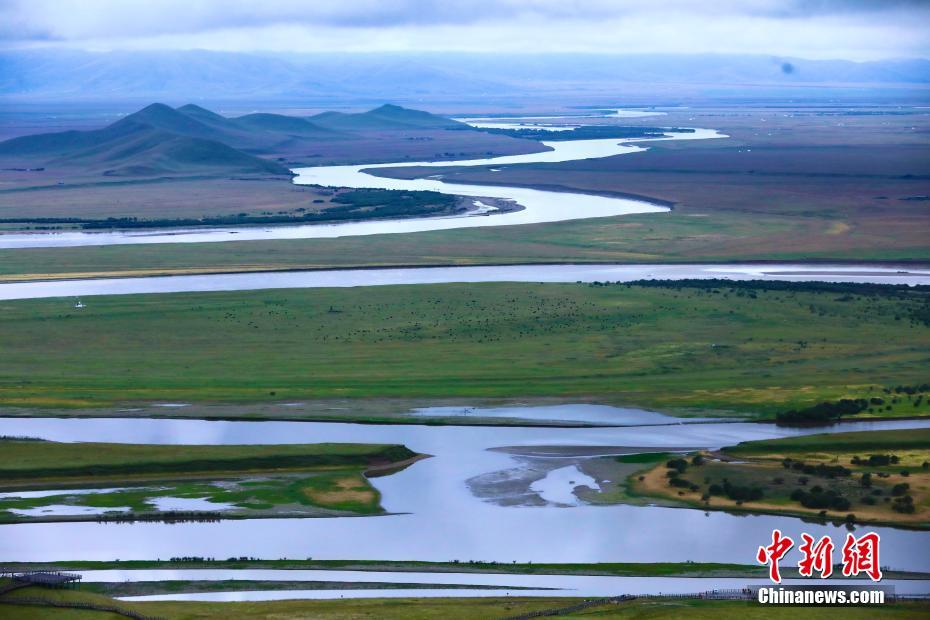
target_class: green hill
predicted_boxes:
[0,102,470,178]
[0,104,294,177]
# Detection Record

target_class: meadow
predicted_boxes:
[0,281,927,417]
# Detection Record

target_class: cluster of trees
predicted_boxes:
[477,125,690,142]
[623,278,929,297]
[885,384,930,395]
[781,458,851,478]
[789,487,851,511]
[776,399,869,425]
[708,479,764,502]
[0,189,459,230]
[665,457,702,492]
[851,454,900,466]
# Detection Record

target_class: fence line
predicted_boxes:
[0,595,164,620]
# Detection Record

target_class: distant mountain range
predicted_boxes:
[0,102,467,177]
[2,50,928,103]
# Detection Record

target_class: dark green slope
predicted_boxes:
[0,102,469,178]
[60,129,291,177]
[0,103,292,177]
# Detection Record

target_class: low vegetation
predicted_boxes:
[0,281,927,418]
[631,429,930,526]
[475,125,689,141]
[0,188,460,230]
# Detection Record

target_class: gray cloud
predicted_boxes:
[1,0,928,59]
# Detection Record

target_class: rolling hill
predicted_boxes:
[0,104,293,177]
[309,104,468,131]
[0,103,388,177]
[0,102,501,178]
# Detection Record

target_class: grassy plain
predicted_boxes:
[631,429,930,527]
[0,281,928,416]
[1,586,928,619]
[0,440,417,521]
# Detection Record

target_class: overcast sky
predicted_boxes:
[2,0,928,60]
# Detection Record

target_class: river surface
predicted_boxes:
[61,570,927,601]
[0,128,722,249]
[2,415,929,570]
[2,263,928,301]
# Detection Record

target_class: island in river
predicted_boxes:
[0,439,422,523]
[621,428,930,528]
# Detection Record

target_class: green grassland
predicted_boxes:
[630,429,930,527]
[0,281,928,417]
[728,428,930,455]
[0,440,417,521]
[1,586,928,619]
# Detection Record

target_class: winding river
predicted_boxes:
[0,128,722,249]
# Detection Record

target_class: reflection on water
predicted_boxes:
[1,415,929,569]
[530,465,599,505]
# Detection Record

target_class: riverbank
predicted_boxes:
[9,559,930,579]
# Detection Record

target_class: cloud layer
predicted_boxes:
[2,0,928,60]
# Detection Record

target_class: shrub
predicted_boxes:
[720,480,763,502]
[791,489,851,511]
[776,398,868,425]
